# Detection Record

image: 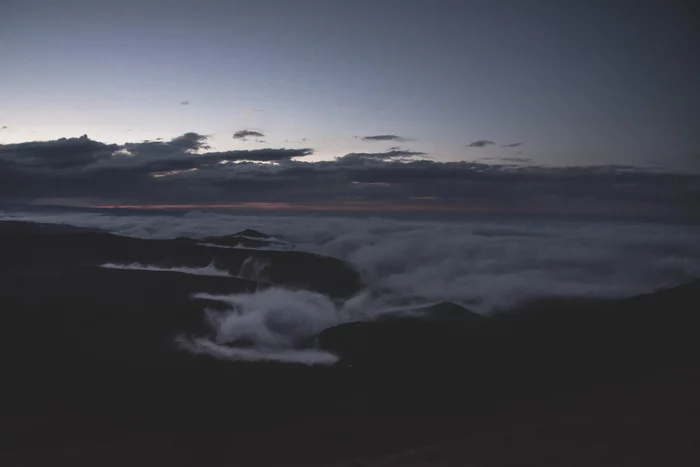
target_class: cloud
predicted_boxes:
[1,132,698,221]
[102,262,230,277]
[90,146,311,175]
[234,130,265,140]
[169,132,210,151]
[0,134,117,169]
[193,288,339,348]
[7,209,696,363]
[336,150,426,165]
[180,101,191,105]
[359,135,407,142]
[1,126,7,130]
[502,143,523,147]
[4,210,699,316]
[176,336,338,365]
[207,148,312,162]
[467,140,496,147]
[0,132,312,203]
[499,157,531,163]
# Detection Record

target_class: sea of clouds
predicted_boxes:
[3,209,699,363]
[4,210,699,310]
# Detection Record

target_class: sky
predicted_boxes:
[1,0,699,219]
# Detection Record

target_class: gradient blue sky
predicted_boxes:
[2,0,698,170]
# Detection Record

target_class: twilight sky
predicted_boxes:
[1,0,698,218]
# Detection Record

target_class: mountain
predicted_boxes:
[0,220,698,465]
[0,221,360,299]
[201,228,289,248]
[0,219,697,417]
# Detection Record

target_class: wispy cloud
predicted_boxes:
[359,135,407,142]
[180,101,191,106]
[233,130,265,140]
[502,142,522,147]
[467,140,496,147]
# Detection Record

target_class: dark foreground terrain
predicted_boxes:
[0,221,698,465]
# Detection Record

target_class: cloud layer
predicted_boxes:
[5,209,697,363]
[1,132,698,220]
[3,210,699,314]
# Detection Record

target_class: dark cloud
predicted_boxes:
[467,140,496,147]
[502,142,523,147]
[88,144,311,176]
[180,101,191,105]
[339,150,426,163]
[1,132,697,221]
[169,132,210,151]
[1,126,7,130]
[233,130,265,140]
[499,157,532,163]
[0,134,117,169]
[0,133,312,203]
[359,135,407,142]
